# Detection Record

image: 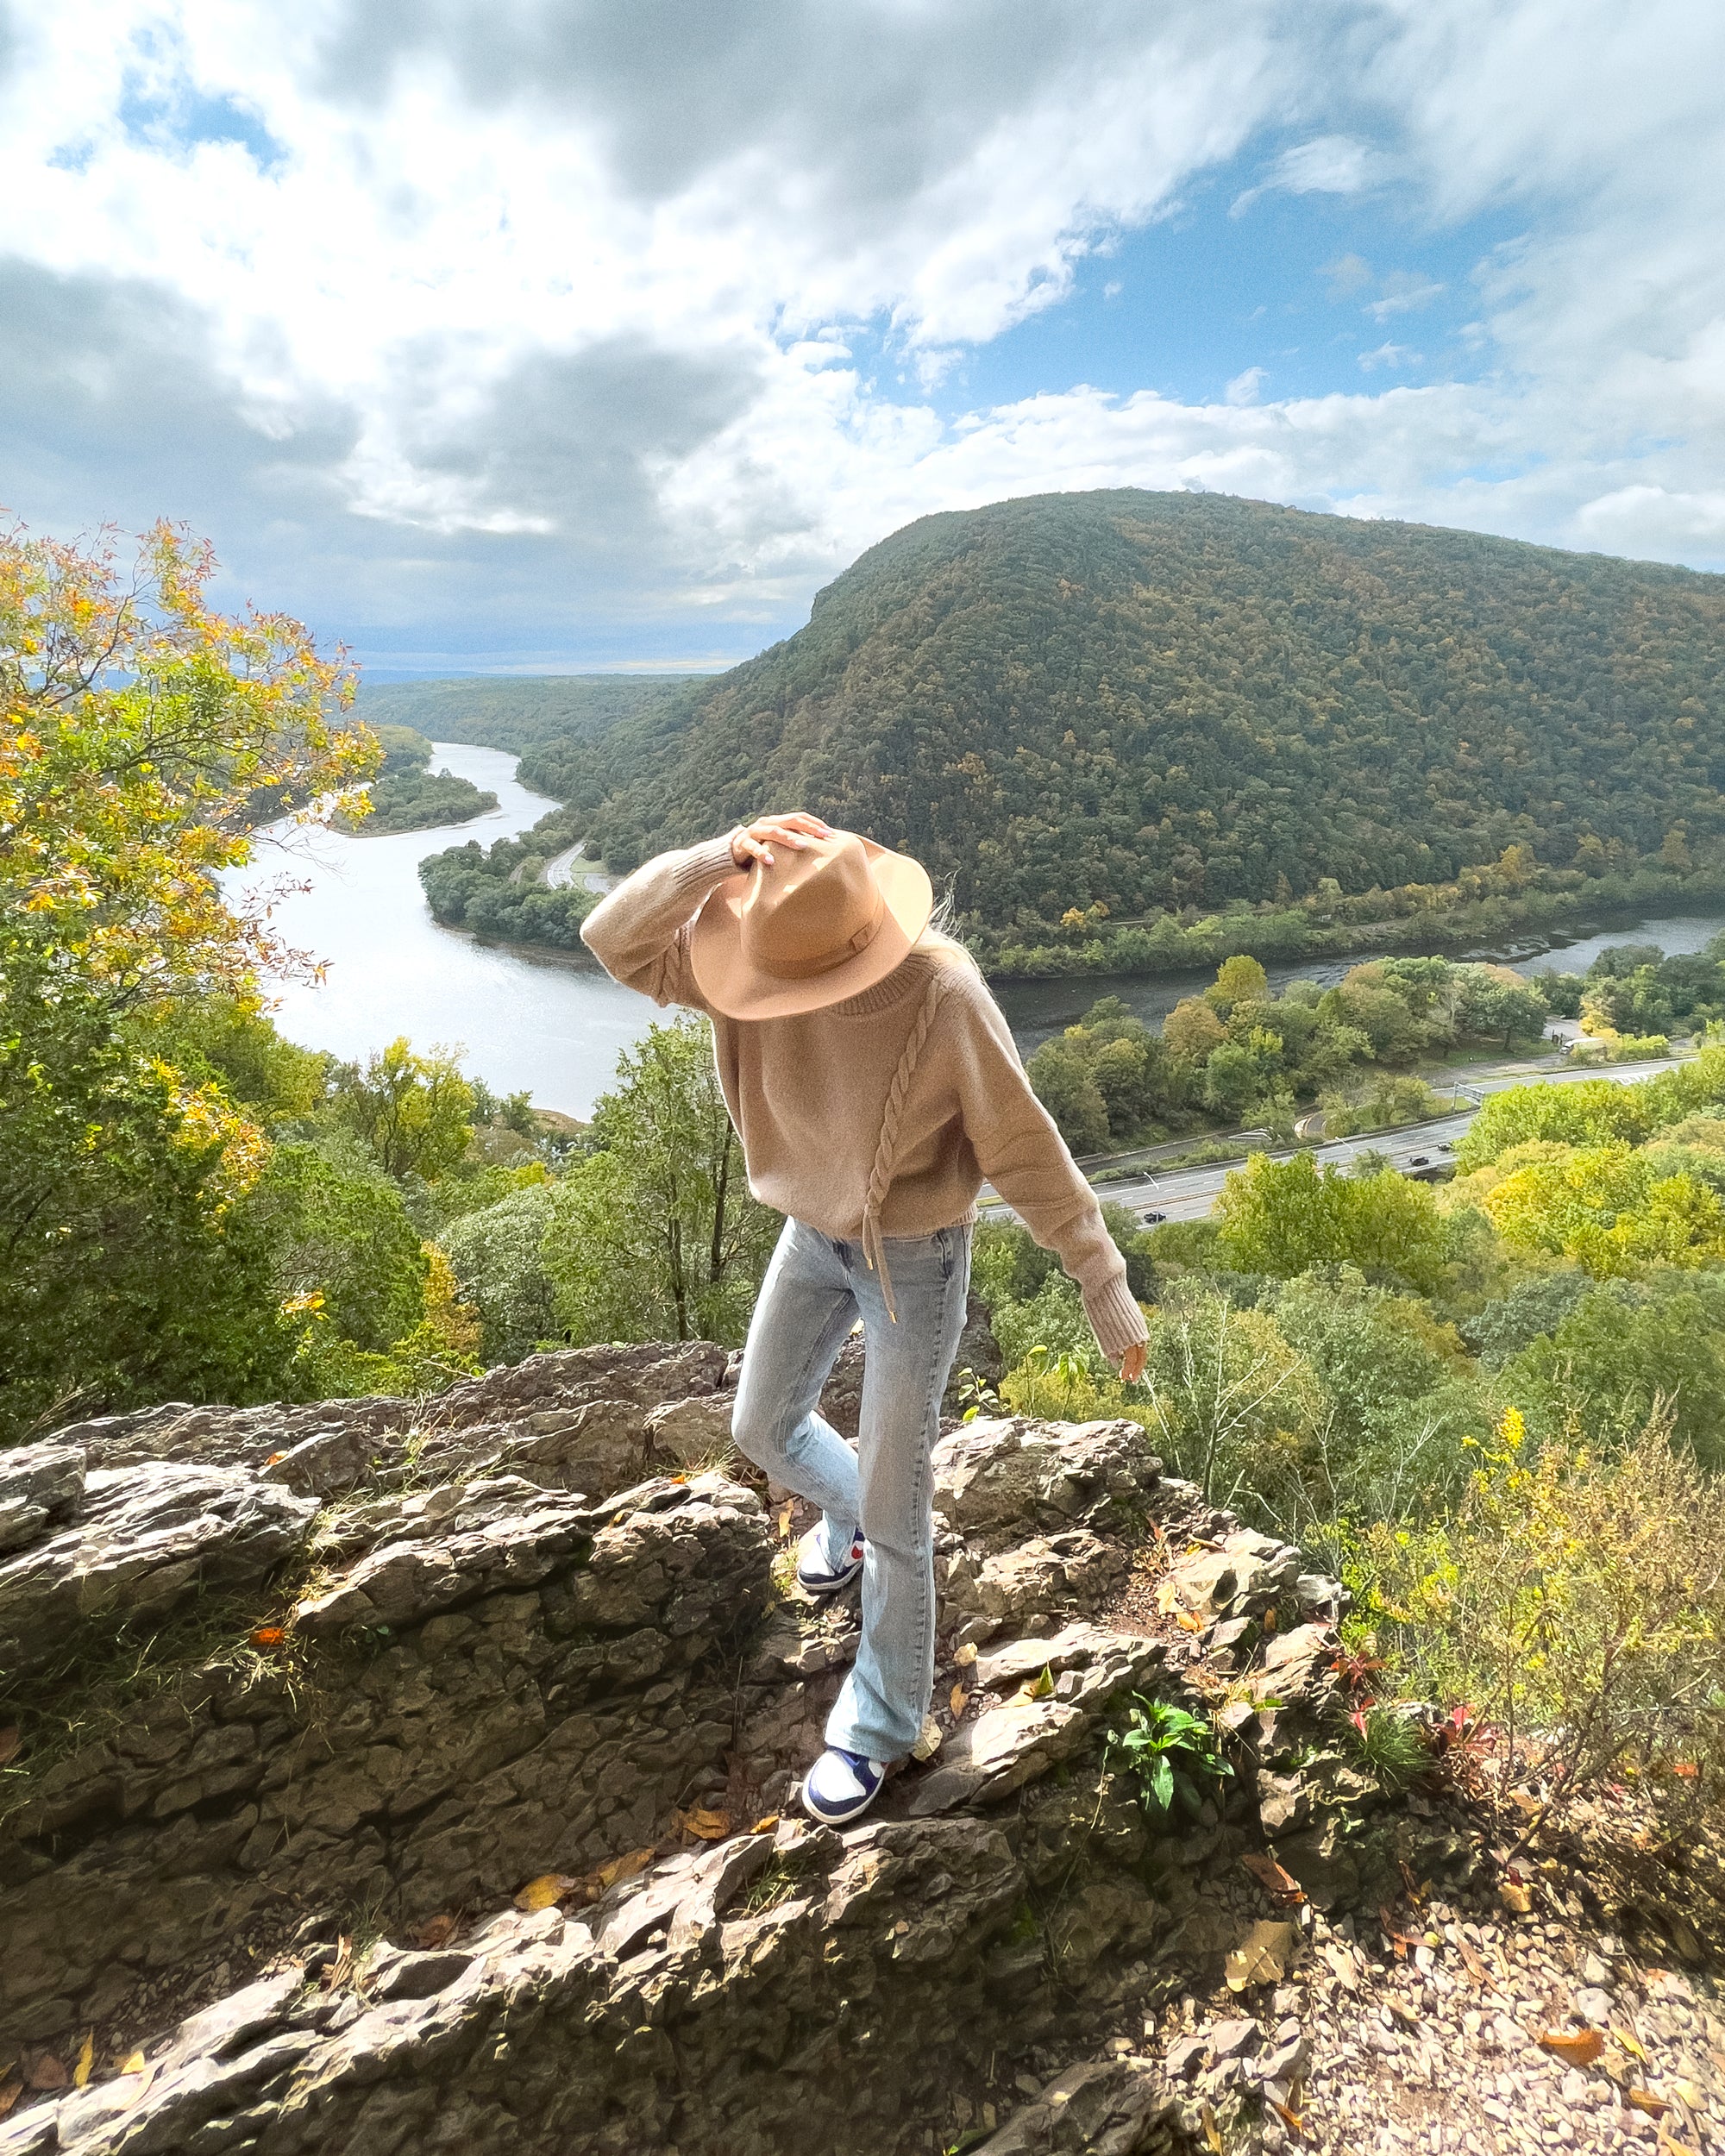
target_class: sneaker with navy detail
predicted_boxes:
[795,1522,865,1595]
[801,1746,887,1825]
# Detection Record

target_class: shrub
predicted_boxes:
[1354,1408,1725,1845]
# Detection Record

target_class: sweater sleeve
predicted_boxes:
[578,834,742,1008]
[944,975,1149,1363]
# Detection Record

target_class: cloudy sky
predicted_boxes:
[3,1,1721,674]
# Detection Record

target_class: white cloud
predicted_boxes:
[1358,342,1422,373]
[1365,273,1446,320]
[1232,131,1386,215]
[0,0,1721,658]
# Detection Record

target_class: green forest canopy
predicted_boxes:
[517,492,1725,935]
[354,675,694,755]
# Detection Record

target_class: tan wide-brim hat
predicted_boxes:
[690,827,933,1020]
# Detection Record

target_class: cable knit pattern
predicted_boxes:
[580,837,1149,1363]
[859,969,950,1321]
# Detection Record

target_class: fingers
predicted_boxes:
[735,812,833,868]
[1118,1341,1147,1384]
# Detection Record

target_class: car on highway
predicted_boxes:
[1408,1155,1430,1167]
[1139,1209,1166,1225]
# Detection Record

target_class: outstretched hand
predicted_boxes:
[731,812,832,870]
[1118,1340,1147,1385]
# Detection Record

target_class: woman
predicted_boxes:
[580,812,1148,1825]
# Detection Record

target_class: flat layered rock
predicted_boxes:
[0,1445,85,1558]
[0,1462,317,1677]
[932,1417,1163,1540]
[908,1625,1165,1814]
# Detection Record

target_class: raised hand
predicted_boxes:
[731,812,833,869]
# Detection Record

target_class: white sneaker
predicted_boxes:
[795,1523,865,1595]
[801,1747,887,1825]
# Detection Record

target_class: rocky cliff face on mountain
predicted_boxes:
[3,1345,1710,2156]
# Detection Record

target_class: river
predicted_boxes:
[234,743,1725,1115]
[231,744,649,1116]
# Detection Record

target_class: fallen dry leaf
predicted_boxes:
[1538,2028,1604,2068]
[72,2034,93,2090]
[1628,2090,1671,2119]
[0,2080,19,2121]
[1226,1918,1296,1991]
[1397,1858,1427,1903]
[1378,1906,1422,1959]
[1269,2096,1304,2137]
[591,1847,655,1894]
[1456,1936,1490,1984]
[680,1806,731,1842]
[28,2053,67,2092]
[1613,2025,1650,2065]
[0,1727,19,1768]
[265,1451,285,1464]
[1176,1610,1207,1634]
[250,1626,285,1648]
[1201,2100,1224,2153]
[1323,1939,1360,1990]
[950,1684,969,1718]
[1263,1607,1278,1633]
[120,2053,147,2075]
[953,1640,977,1667]
[911,1714,944,1761]
[515,1872,580,1912]
[1021,1665,1056,1701]
[775,1501,794,1541]
[1498,1879,1534,1915]
[318,1936,354,1992]
[1240,1852,1306,1904]
[410,1915,458,1949]
[750,1814,780,1836]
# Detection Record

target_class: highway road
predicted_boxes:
[985,1056,1684,1228]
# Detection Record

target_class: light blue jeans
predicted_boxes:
[731,1216,973,1763]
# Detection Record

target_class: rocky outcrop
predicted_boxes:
[50,1342,733,1501]
[0,1347,1412,2156]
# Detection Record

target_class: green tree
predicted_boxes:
[1454,1077,1654,1169]
[1452,966,1549,1050]
[1215,1150,1446,1294]
[0,969,301,1438]
[329,1037,476,1182]
[1506,1275,1725,1468]
[1205,954,1270,1012]
[443,1182,561,1363]
[1024,1037,1112,1154]
[1164,996,1226,1062]
[239,1142,429,1353]
[1202,1029,1283,1119]
[1480,1143,1725,1277]
[542,1016,779,1344]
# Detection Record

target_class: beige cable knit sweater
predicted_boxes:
[580,835,1149,1363]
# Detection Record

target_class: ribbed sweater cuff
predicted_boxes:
[1083,1273,1150,1364]
[677,834,744,894]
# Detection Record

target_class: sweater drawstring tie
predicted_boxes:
[859,971,948,1323]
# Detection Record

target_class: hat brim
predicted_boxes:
[689,839,934,1020]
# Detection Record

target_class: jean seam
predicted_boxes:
[908,1232,962,1746]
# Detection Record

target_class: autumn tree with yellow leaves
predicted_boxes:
[0,517,394,1437]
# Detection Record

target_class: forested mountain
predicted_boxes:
[550,492,1725,933]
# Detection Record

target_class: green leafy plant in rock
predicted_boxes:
[1105,1694,1233,1823]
